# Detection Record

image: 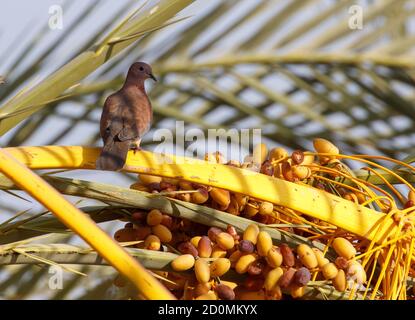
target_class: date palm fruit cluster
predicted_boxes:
[114,216,365,299]
[112,138,415,300]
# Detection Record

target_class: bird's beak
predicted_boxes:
[149,73,157,82]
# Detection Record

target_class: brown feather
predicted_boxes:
[96,62,154,171]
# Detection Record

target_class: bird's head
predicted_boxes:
[127,62,157,82]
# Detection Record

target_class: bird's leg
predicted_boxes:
[130,139,142,154]
[132,146,142,154]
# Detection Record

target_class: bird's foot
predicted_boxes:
[131,146,142,155]
[130,139,142,155]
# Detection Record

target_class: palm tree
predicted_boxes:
[0,0,414,299]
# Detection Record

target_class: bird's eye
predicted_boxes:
[139,66,144,71]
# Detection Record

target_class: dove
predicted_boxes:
[96,62,156,171]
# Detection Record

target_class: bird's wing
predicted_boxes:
[100,94,125,144]
[118,111,139,141]
[118,89,152,142]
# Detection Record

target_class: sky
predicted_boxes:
[0,0,196,214]
[1,0,413,211]
[0,0,265,270]
[1,0,414,210]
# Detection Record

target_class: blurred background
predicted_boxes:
[0,0,414,299]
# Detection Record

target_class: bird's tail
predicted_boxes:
[96,140,130,171]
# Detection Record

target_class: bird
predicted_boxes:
[96,62,157,171]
